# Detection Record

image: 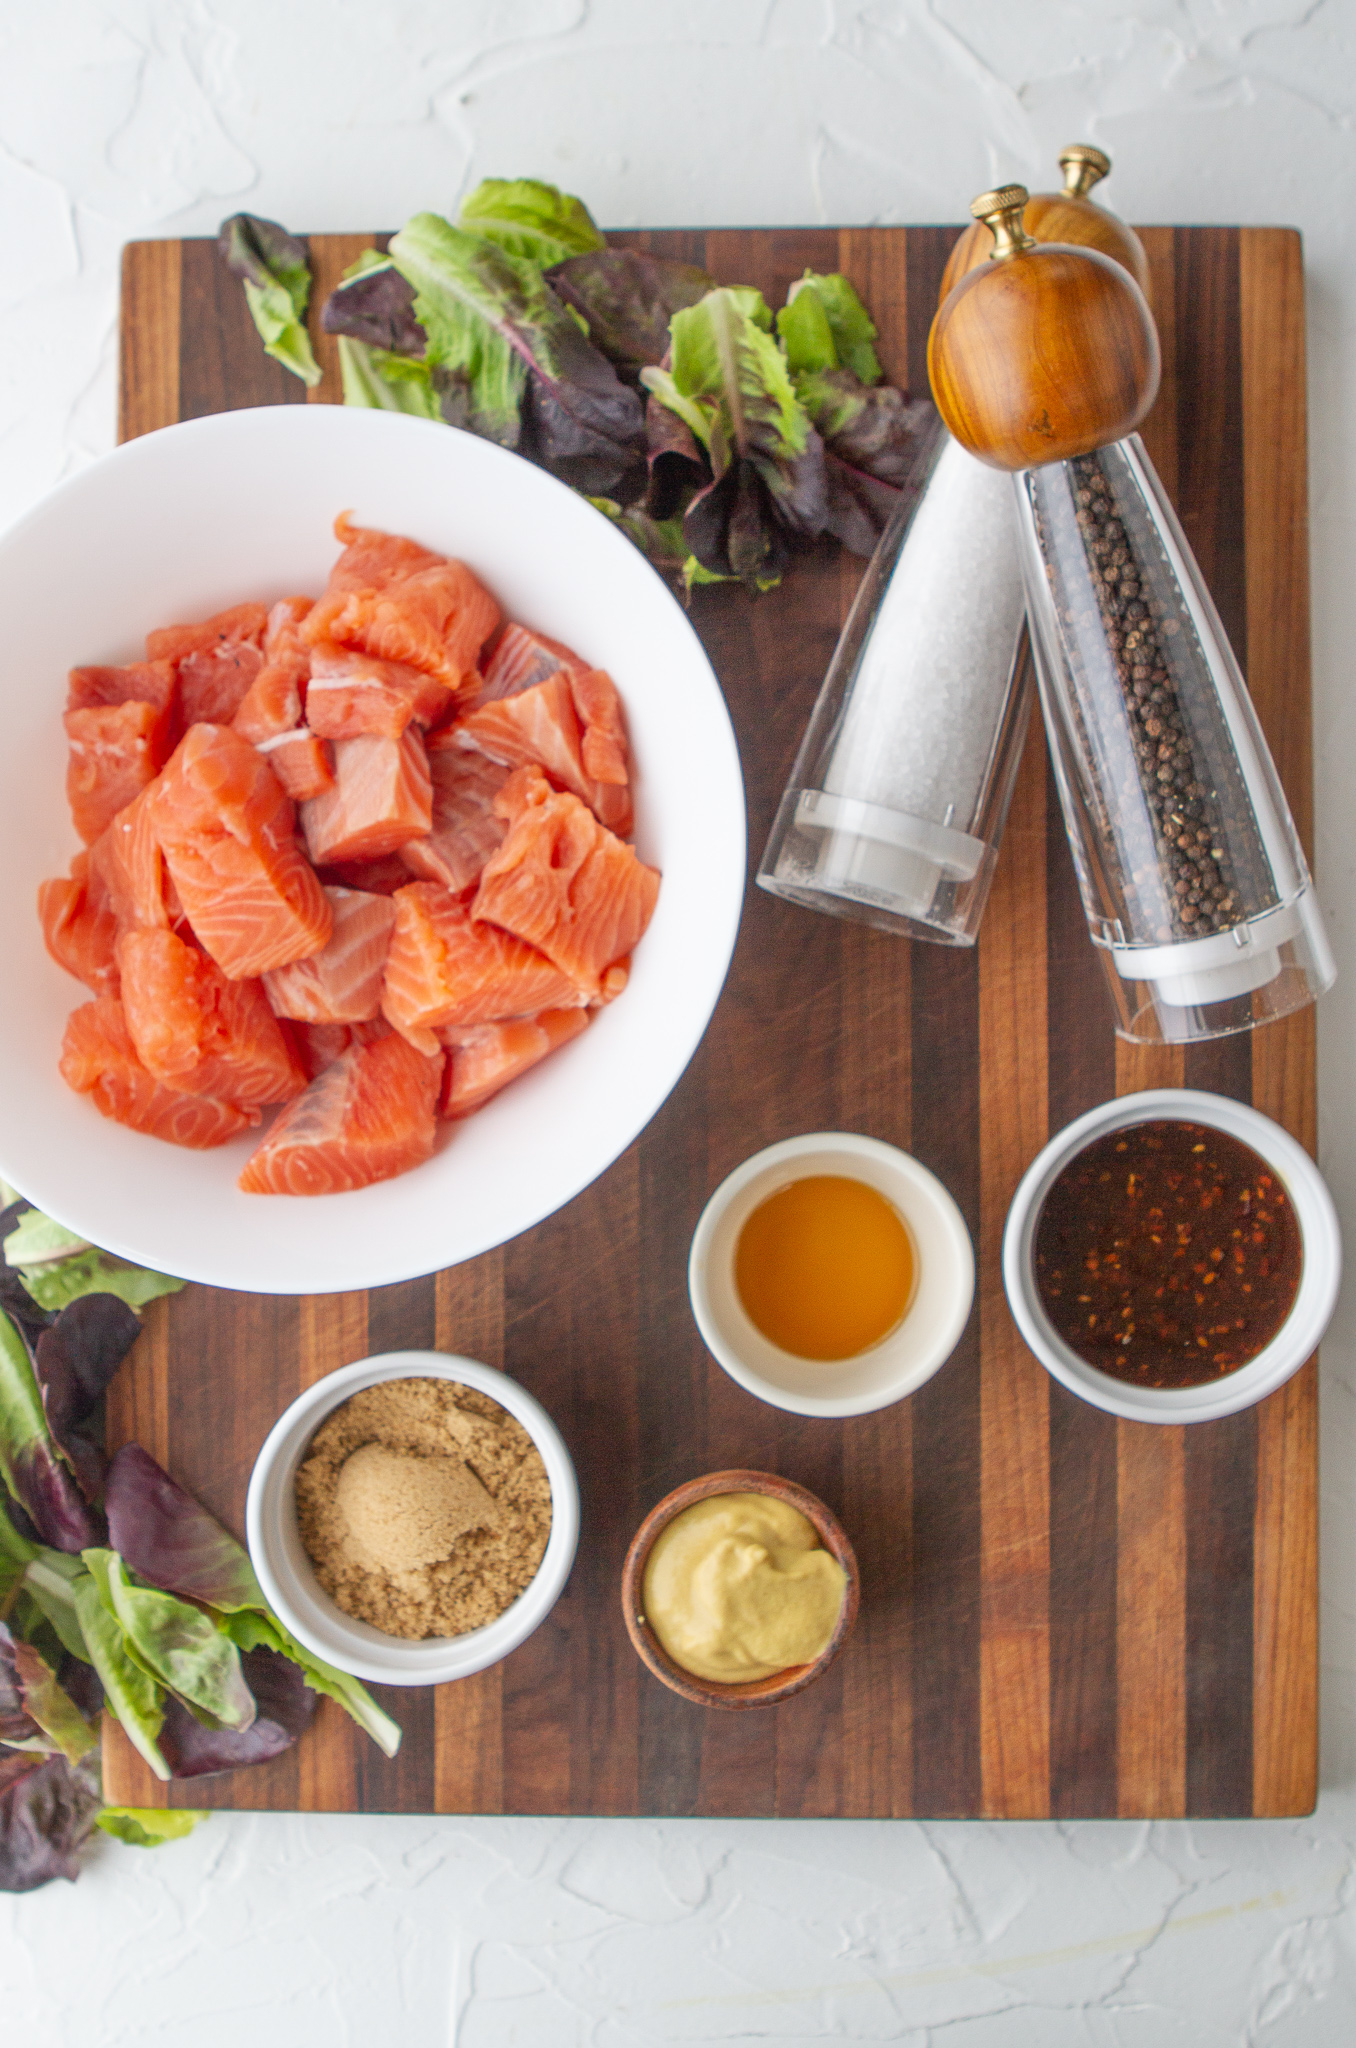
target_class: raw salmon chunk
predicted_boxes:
[67,660,178,762]
[300,728,432,866]
[304,559,500,693]
[118,930,306,1109]
[60,997,256,1149]
[147,602,269,666]
[382,882,583,1054]
[473,622,585,707]
[148,603,268,727]
[149,723,333,979]
[316,851,413,896]
[571,669,630,787]
[400,737,510,894]
[293,1017,390,1081]
[328,513,442,593]
[440,1008,589,1119]
[263,887,397,1023]
[473,767,659,999]
[233,597,314,744]
[38,853,121,997]
[455,670,632,835]
[65,701,164,844]
[89,782,170,932]
[305,643,451,740]
[238,1031,441,1195]
[260,728,335,802]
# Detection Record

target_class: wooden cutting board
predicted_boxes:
[105,225,1317,1819]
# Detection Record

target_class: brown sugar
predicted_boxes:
[294,1375,552,1640]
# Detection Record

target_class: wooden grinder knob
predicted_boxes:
[927,185,1161,472]
[938,145,1151,302]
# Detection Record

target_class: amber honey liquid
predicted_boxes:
[734,1174,915,1361]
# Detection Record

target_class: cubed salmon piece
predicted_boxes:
[570,669,630,787]
[305,642,452,740]
[263,887,397,1024]
[118,929,307,1108]
[67,660,178,762]
[472,622,586,707]
[473,767,659,1000]
[304,558,499,693]
[300,728,432,867]
[89,782,170,932]
[65,701,164,844]
[38,852,121,997]
[146,602,268,666]
[60,996,257,1149]
[292,1017,390,1081]
[439,1008,589,1118]
[400,737,509,894]
[238,1031,442,1195]
[328,512,443,593]
[233,597,314,743]
[260,728,335,802]
[316,851,414,897]
[381,881,584,1054]
[454,670,632,836]
[148,723,333,979]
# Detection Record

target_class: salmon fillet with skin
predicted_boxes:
[300,727,432,867]
[263,887,397,1024]
[439,1007,589,1119]
[473,767,659,1000]
[381,881,585,1054]
[149,723,333,979]
[89,782,170,932]
[38,853,121,997]
[305,642,452,740]
[118,929,307,1109]
[65,701,164,844]
[67,660,178,764]
[304,559,500,694]
[238,1030,441,1195]
[259,728,335,802]
[400,737,510,894]
[60,996,256,1149]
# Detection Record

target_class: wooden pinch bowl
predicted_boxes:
[621,1469,860,1710]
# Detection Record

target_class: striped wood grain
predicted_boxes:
[103,226,1317,1818]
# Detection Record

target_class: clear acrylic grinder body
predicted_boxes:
[758,420,1033,945]
[1016,434,1334,1042]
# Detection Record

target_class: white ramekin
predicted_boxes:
[1002,1088,1342,1425]
[688,1132,975,1418]
[245,1351,579,1685]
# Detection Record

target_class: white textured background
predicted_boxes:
[4,3,1356,2041]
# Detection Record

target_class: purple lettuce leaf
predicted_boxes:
[0,1747,101,1892]
[644,393,708,521]
[547,250,716,380]
[33,1294,140,1502]
[104,1444,266,1613]
[157,1646,315,1778]
[322,261,426,357]
[683,460,794,590]
[0,1625,40,1748]
[0,1309,104,1554]
[0,1624,97,1763]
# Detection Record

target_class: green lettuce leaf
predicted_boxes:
[457,177,604,265]
[390,213,643,491]
[3,1206,185,1316]
[17,1547,89,1663]
[217,1608,401,1759]
[2,1632,96,1764]
[0,1310,101,1554]
[777,271,882,383]
[85,1551,254,1733]
[96,1805,210,1847]
[218,213,322,387]
[336,337,443,419]
[70,1572,168,1783]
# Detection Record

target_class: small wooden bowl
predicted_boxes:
[621,1470,860,1710]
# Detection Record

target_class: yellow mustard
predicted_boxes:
[642,1492,847,1684]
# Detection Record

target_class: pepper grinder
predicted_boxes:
[758,151,1149,947]
[939,145,1151,303]
[929,188,1334,1040]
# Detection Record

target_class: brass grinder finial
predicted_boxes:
[1058,144,1112,199]
[970,186,1036,261]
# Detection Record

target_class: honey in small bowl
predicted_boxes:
[734,1174,916,1360]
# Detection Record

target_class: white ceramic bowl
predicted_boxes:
[1002,1088,1342,1425]
[245,1350,579,1685]
[0,405,744,1293]
[688,1132,975,1417]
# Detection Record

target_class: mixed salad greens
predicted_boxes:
[0,1189,400,1892]
[220,178,934,593]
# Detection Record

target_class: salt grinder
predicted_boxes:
[929,189,1334,1040]
[758,147,1150,946]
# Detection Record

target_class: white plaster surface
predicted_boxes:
[4,1,1356,2039]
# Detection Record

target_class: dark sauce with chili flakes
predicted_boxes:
[1034,1119,1302,1387]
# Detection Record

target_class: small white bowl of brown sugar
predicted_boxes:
[246,1351,579,1685]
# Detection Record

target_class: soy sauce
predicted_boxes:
[1034,1119,1302,1387]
